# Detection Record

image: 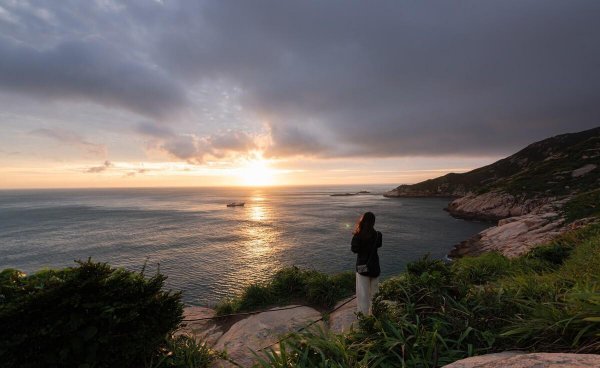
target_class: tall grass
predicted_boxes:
[215,267,355,315]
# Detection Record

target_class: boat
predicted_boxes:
[226,202,245,207]
[330,193,357,197]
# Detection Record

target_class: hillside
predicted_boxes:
[385,127,600,257]
[384,127,600,199]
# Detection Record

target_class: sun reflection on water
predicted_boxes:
[218,199,282,289]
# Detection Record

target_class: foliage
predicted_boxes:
[255,326,365,368]
[215,267,355,315]
[147,335,221,368]
[564,188,600,222]
[0,259,183,368]
[255,223,600,367]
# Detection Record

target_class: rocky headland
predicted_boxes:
[385,127,600,258]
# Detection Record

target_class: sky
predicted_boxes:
[0,1,599,188]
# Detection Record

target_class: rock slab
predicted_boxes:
[177,306,224,346]
[328,297,358,334]
[443,352,600,368]
[212,305,322,368]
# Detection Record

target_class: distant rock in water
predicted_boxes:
[385,127,600,257]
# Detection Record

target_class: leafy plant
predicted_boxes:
[0,259,183,368]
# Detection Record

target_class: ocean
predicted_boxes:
[0,186,490,305]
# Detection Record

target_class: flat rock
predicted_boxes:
[212,305,322,368]
[443,352,600,368]
[176,306,224,346]
[328,297,358,334]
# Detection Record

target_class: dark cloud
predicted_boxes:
[85,160,112,173]
[30,128,106,156]
[155,1,600,156]
[265,124,328,158]
[2,1,600,158]
[0,38,187,120]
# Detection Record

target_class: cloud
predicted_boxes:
[154,1,600,157]
[2,1,600,160]
[30,128,106,156]
[85,160,112,173]
[264,124,328,158]
[0,38,187,120]
[159,130,261,163]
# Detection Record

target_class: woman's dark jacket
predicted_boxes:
[351,230,382,278]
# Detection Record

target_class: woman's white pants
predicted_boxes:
[356,273,379,315]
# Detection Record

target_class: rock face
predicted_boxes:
[445,191,552,222]
[449,198,569,258]
[443,352,600,368]
[212,306,322,368]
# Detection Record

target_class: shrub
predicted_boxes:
[452,252,511,285]
[0,260,183,368]
[564,189,600,222]
[215,267,354,315]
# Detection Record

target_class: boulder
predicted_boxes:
[328,297,358,334]
[443,352,600,368]
[572,164,597,177]
[212,305,322,368]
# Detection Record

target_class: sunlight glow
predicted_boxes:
[236,160,277,186]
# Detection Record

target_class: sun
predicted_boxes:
[236,160,277,186]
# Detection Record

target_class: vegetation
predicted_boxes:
[215,266,355,315]
[564,188,600,222]
[148,335,222,368]
[0,260,217,368]
[256,223,600,367]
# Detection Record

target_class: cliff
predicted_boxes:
[385,127,600,257]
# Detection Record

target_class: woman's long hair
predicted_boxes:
[353,211,376,237]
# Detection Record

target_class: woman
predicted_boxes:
[351,211,382,315]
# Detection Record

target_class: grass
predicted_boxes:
[147,335,222,368]
[215,267,355,315]
[564,188,600,223]
[255,223,600,367]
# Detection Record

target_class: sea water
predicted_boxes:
[0,186,490,305]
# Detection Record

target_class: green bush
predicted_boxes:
[452,252,511,285]
[564,189,600,222]
[216,267,355,315]
[0,260,183,368]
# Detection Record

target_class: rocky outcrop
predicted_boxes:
[450,211,565,258]
[212,306,322,368]
[443,352,600,368]
[445,191,552,221]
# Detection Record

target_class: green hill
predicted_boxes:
[385,127,600,198]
